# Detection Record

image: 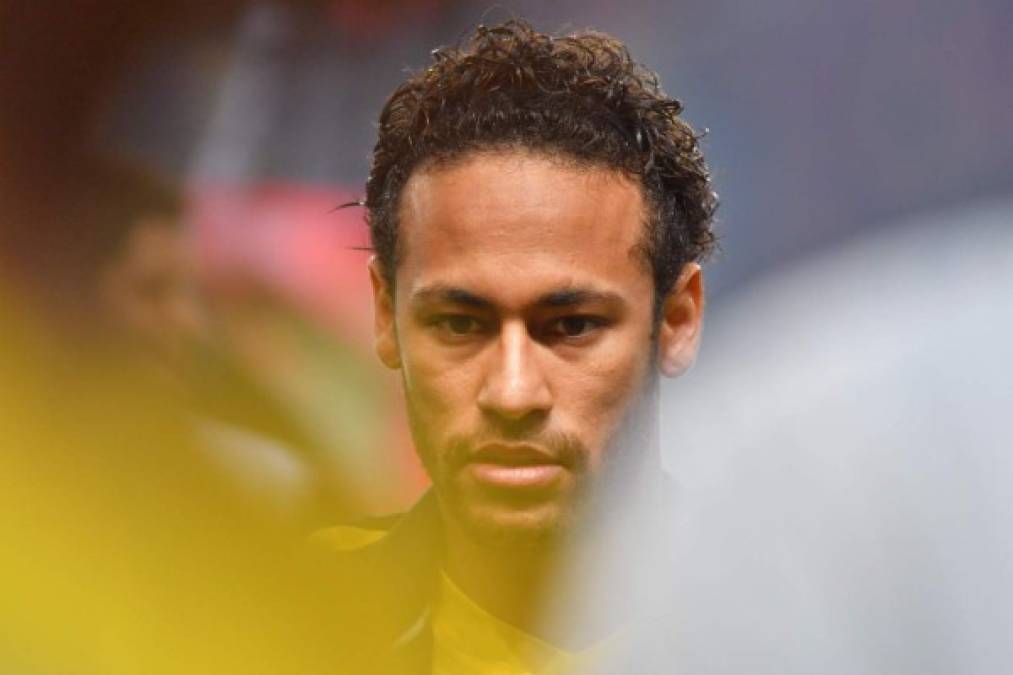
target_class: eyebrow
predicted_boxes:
[537,288,623,307]
[410,285,493,309]
[409,285,623,310]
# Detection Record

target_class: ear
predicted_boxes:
[368,257,401,370]
[657,263,704,378]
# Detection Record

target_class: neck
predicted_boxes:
[439,476,665,649]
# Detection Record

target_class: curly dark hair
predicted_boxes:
[365,20,717,305]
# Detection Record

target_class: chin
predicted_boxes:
[452,496,575,550]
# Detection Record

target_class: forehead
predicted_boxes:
[396,152,652,304]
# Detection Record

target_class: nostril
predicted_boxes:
[476,379,552,420]
[480,407,549,438]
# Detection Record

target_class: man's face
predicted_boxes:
[99,219,206,374]
[371,151,697,546]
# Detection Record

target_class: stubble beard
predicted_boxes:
[403,371,661,552]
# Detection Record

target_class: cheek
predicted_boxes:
[559,337,653,449]
[399,335,480,422]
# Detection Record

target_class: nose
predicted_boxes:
[477,320,553,422]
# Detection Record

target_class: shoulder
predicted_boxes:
[306,492,443,585]
[308,513,403,553]
[304,500,441,649]
[301,511,413,619]
[301,509,433,673]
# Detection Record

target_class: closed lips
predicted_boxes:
[469,444,562,467]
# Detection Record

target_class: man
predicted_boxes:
[84,158,205,381]
[72,154,353,529]
[313,20,717,674]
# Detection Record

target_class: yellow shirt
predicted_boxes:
[311,521,620,674]
[432,572,611,675]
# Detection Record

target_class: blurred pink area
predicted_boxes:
[189,181,374,346]
[188,181,429,512]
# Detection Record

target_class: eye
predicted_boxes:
[431,314,487,340]
[544,315,605,340]
[444,315,480,334]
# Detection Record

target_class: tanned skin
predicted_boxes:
[370,150,703,644]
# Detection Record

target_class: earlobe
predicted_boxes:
[368,257,402,370]
[657,263,704,378]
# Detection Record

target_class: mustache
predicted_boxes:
[442,431,589,471]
